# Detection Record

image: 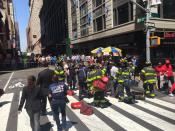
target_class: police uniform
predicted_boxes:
[140,63,157,97]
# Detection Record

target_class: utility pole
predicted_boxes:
[146,0,151,63]
[130,0,151,62]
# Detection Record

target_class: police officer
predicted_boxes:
[140,62,157,98]
[48,74,68,131]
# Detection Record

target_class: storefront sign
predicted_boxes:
[164,32,175,38]
[163,41,175,45]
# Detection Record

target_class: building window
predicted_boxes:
[92,0,105,9]
[80,1,89,36]
[93,0,106,32]
[71,0,78,39]
[80,24,89,36]
[113,2,133,26]
[80,2,88,17]
[163,0,175,19]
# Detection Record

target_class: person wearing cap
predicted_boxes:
[140,62,157,97]
[162,59,174,92]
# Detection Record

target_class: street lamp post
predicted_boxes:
[130,0,151,62]
[146,0,151,62]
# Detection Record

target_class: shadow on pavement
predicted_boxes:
[0,71,11,75]
[40,122,53,131]
[0,101,11,107]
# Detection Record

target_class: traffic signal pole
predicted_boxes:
[130,0,151,62]
[146,0,151,63]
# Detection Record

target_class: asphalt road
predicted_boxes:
[0,68,175,131]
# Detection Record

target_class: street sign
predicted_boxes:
[137,17,146,23]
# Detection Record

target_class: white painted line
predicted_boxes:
[46,99,77,131]
[17,92,32,131]
[0,93,14,131]
[4,72,14,91]
[146,98,175,110]
[83,97,149,131]
[67,96,114,131]
[107,97,175,131]
[136,100,175,120]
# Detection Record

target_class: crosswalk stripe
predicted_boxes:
[107,97,175,131]
[72,94,126,131]
[67,95,115,131]
[146,98,175,110]
[46,99,77,131]
[135,100,175,121]
[17,91,32,131]
[0,93,14,131]
[83,97,149,131]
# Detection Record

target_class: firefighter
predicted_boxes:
[54,62,65,82]
[140,62,157,98]
[87,64,110,108]
[116,59,132,102]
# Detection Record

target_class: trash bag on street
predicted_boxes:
[80,101,93,116]
[71,102,82,109]
[67,90,75,96]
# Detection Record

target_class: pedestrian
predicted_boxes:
[68,63,77,90]
[37,64,54,115]
[154,62,164,90]
[18,75,42,131]
[48,74,68,131]
[77,63,88,100]
[169,83,175,97]
[162,59,174,90]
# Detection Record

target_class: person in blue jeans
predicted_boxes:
[49,74,68,131]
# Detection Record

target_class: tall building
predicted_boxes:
[67,0,175,61]
[27,0,43,55]
[39,0,68,55]
[0,0,17,56]
[15,22,20,51]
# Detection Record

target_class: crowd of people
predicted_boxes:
[16,54,175,131]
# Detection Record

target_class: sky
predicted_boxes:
[13,0,29,52]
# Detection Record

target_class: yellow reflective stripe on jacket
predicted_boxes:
[141,70,145,73]
[118,80,124,82]
[145,73,156,76]
[122,72,130,75]
[54,70,64,75]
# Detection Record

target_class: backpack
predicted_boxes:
[78,68,87,80]
[123,96,135,104]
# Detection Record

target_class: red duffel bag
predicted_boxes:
[93,80,106,91]
[80,101,93,116]
[101,76,109,83]
[71,102,82,109]
[67,90,75,96]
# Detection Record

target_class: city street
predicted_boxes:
[0,68,175,131]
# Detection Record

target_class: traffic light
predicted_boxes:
[150,36,161,47]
